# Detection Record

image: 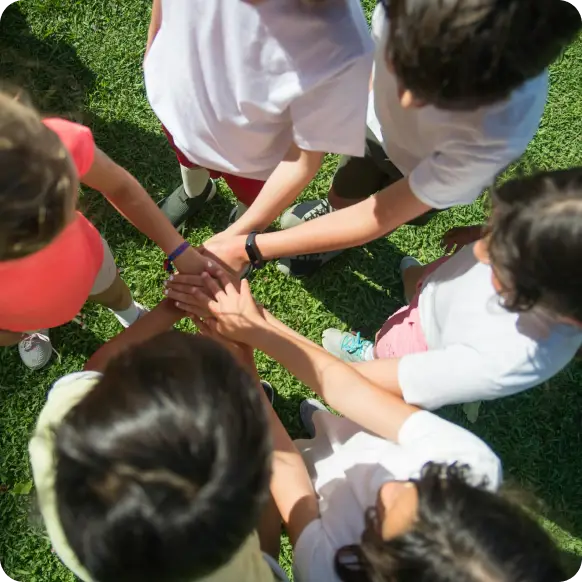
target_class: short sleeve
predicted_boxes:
[290,54,373,158]
[294,519,342,582]
[397,411,502,490]
[408,143,518,209]
[42,118,96,178]
[398,339,580,410]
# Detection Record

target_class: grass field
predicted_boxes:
[1,2,581,580]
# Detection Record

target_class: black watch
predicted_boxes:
[245,231,265,269]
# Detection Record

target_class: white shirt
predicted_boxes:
[144,0,374,181]
[398,245,582,409]
[367,4,548,208]
[293,411,502,582]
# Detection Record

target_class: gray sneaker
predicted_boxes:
[300,398,329,438]
[280,199,333,230]
[322,328,374,363]
[158,180,217,228]
[19,330,53,370]
[276,250,343,277]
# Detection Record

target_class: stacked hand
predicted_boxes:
[199,234,251,277]
[164,266,265,343]
[441,225,484,254]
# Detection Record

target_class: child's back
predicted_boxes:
[145,0,373,180]
[400,242,582,410]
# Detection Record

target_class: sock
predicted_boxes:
[363,343,375,361]
[113,302,140,326]
[180,165,211,199]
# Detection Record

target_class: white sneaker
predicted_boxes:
[113,303,149,328]
[19,330,53,370]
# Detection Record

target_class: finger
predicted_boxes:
[166,273,206,287]
[215,267,239,295]
[202,270,226,299]
[181,302,212,318]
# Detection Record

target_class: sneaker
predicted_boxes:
[300,399,329,438]
[228,201,249,227]
[280,199,333,230]
[322,329,373,363]
[400,256,422,278]
[19,330,53,370]
[113,302,149,329]
[261,380,275,405]
[277,250,343,277]
[159,180,217,228]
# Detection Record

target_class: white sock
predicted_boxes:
[113,302,140,326]
[180,165,211,199]
[363,343,375,361]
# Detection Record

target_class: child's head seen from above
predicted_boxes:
[30,332,272,582]
[383,0,582,110]
[336,463,565,582]
[476,167,582,325]
[0,91,77,262]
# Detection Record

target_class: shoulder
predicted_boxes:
[398,411,502,490]
[42,118,96,177]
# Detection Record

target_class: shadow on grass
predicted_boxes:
[296,238,407,336]
[0,4,96,116]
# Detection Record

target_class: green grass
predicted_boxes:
[1,2,581,580]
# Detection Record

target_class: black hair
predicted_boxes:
[487,167,582,322]
[384,0,581,110]
[0,90,75,260]
[53,331,272,582]
[335,463,565,582]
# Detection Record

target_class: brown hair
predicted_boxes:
[0,90,75,261]
[487,168,582,322]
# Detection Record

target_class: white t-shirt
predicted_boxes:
[398,245,582,409]
[144,0,374,181]
[293,410,502,582]
[367,4,548,208]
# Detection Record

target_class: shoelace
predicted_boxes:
[304,200,331,221]
[340,332,371,357]
[22,332,61,363]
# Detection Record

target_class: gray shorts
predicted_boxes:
[331,128,440,226]
[332,128,403,200]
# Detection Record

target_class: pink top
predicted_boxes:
[0,118,105,332]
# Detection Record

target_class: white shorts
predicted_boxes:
[89,237,118,296]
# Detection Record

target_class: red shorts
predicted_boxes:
[162,127,265,207]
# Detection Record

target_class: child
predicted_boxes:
[198,0,581,276]
[166,267,567,582]
[144,0,374,231]
[319,168,582,411]
[0,91,208,370]
[29,300,289,582]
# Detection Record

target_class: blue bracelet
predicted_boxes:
[164,241,191,273]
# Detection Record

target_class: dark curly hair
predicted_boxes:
[487,168,582,322]
[383,0,581,110]
[0,90,75,261]
[335,463,565,582]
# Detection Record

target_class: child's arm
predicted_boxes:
[201,270,419,441]
[218,144,324,236]
[84,300,183,372]
[201,178,431,273]
[82,147,207,274]
[145,0,162,58]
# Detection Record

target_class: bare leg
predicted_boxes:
[257,493,282,560]
[328,187,367,211]
[0,329,24,347]
[89,272,133,311]
[402,264,429,303]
